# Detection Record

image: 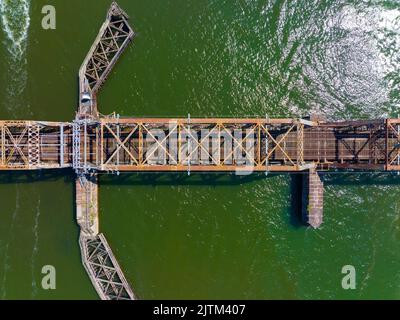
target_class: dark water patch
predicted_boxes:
[289,174,306,228]
[321,171,400,186]
[99,172,274,186]
[0,169,74,185]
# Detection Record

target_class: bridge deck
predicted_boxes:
[80,233,136,300]
[3,118,400,172]
[72,117,400,173]
[76,175,99,236]
[78,1,134,119]
[0,121,72,170]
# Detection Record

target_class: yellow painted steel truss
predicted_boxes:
[95,118,312,172]
[0,121,72,170]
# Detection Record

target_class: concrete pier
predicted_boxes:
[76,174,99,236]
[75,174,136,300]
[303,168,324,229]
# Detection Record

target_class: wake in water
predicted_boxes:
[30,197,40,298]
[0,0,30,56]
[0,0,31,114]
[0,185,20,299]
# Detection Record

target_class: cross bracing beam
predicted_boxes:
[1,118,400,172]
[385,119,400,170]
[80,233,136,300]
[78,117,400,172]
[78,2,135,119]
[96,117,311,172]
[0,121,72,170]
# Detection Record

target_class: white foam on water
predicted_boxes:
[30,196,40,298]
[0,0,31,114]
[295,5,400,119]
[0,0,31,57]
[0,185,19,299]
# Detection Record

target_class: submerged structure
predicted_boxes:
[0,2,399,299]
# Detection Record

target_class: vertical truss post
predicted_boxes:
[257,121,261,167]
[60,124,64,166]
[1,123,5,167]
[297,121,304,166]
[187,114,191,176]
[84,121,88,173]
[217,123,221,166]
[178,121,182,166]
[73,122,82,173]
[116,123,120,167]
[100,123,104,170]
[397,122,400,166]
[265,115,269,175]
[385,119,389,170]
[139,123,143,165]
[95,125,99,167]
[28,122,41,169]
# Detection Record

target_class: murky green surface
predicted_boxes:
[1,0,400,299]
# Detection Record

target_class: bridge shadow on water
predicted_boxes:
[1,170,400,229]
[98,172,269,187]
[319,171,400,187]
[100,172,309,228]
[289,174,305,229]
[289,171,400,228]
[0,169,75,185]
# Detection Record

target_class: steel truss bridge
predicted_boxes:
[0,2,397,300]
[2,118,400,173]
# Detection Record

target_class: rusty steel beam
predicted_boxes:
[100,164,309,172]
[96,118,310,172]
[100,118,298,125]
[1,117,400,172]
[0,121,72,170]
[78,2,135,119]
[1,123,4,167]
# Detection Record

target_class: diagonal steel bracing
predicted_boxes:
[78,1,135,118]
[95,118,311,172]
[80,234,136,300]
[0,121,72,170]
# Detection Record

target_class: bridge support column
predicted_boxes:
[302,168,324,228]
[76,174,99,236]
[75,173,136,300]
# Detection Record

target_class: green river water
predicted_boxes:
[0,0,400,299]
